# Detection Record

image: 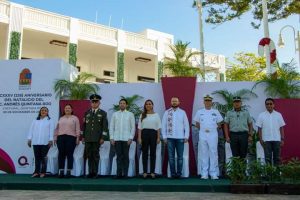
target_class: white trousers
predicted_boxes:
[199,131,219,177]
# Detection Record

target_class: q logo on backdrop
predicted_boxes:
[18,156,29,167]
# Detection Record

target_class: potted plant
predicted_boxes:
[266,158,300,194]
[111,95,144,122]
[212,89,257,117]
[54,72,99,100]
[226,157,267,194]
[253,61,300,99]
[54,72,99,130]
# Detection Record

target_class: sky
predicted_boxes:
[10,0,300,68]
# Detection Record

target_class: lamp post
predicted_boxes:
[278,25,300,68]
[196,0,205,82]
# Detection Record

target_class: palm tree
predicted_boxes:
[253,61,300,98]
[54,72,99,100]
[164,40,203,77]
[111,95,144,120]
[212,89,257,117]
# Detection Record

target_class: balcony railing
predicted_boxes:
[0,1,9,20]
[23,8,69,33]
[79,21,117,43]
[126,32,157,53]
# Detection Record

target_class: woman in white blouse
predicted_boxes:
[138,99,161,179]
[27,107,54,178]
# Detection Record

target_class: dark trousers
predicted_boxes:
[264,141,281,166]
[230,132,248,159]
[141,129,157,174]
[85,142,100,175]
[109,144,116,173]
[115,141,130,177]
[218,131,226,177]
[57,135,76,170]
[33,145,49,174]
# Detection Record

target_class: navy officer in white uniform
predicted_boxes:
[193,94,223,180]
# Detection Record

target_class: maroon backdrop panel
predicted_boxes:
[0,148,16,174]
[274,99,300,160]
[161,77,197,176]
[59,100,90,131]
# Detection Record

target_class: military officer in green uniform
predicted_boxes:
[224,96,253,160]
[82,94,108,178]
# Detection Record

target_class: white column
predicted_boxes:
[69,18,79,44]
[7,3,24,59]
[117,29,125,53]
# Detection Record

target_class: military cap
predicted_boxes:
[89,94,102,101]
[233,96,241,102]
[203,94,213,101]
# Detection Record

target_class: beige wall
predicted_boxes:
[0,24,8,59]
[21,29,68,60]
[77,41,116,82]
[124,50,156,83]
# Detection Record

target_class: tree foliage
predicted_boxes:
[193,0,299,28]
[212,89,257,117]
[54,72,99,100]
[111,95,144,120]
[164,40,203,77]
[253,61,300,98]
[226,52,266,81]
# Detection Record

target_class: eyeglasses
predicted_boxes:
[265,103,273,105]
[91,100,99,103]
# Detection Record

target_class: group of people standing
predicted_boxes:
[27,93,285,180]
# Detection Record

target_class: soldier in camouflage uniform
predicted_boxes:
[82,94,108,178]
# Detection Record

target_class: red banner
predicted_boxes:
[274,99,300,161]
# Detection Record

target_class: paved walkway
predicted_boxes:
[0,191,299,200]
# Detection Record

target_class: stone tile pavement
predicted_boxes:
[0,191,299,200]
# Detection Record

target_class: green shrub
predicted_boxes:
[226,157,247,183]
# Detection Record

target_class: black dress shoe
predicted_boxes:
[93,175,99,179]
[170,174,176,179]
[58,174,64,178]
[58,169,64,178]
[65,170,71,178]
[86,174,94,178]
[175,174,181,179]
[113,175,122,179]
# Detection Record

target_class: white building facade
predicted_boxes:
[0,0,226,83]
